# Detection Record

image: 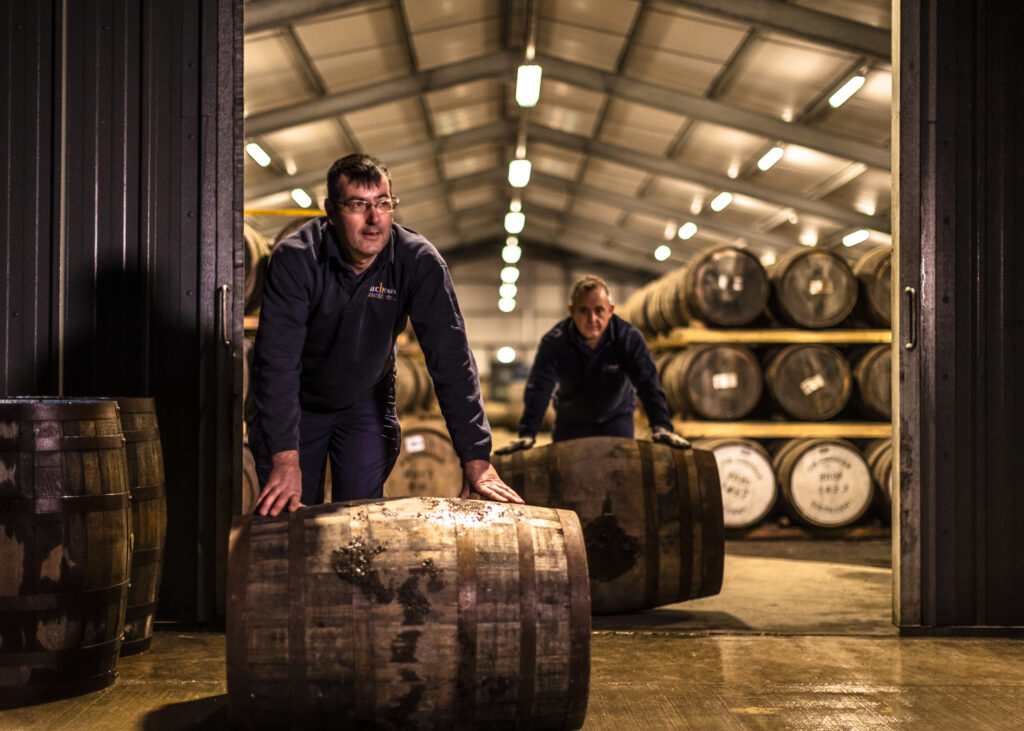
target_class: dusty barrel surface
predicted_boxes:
[0,399,132,706]
[116,397,167,657]
[493,437,724,614]
[773,438,874,530]
[384,421,462,498]
[660,344,763,420]
[694,438,777,530]
[764,344,852,421]
[227,497,591,730]
[769,247,859,328]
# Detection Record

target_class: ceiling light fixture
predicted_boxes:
[710,192,733,212]
[500,266,520,284]
[290,188,312,208]
[498,297,517,313]
[654,245,672,261]
[508,159,532,188]
[499,283,518,299]
[516,64,543,107]
[504,211,525,234]
[678,222,698,240]
[245,142,272,167]
[757,146,785,171]
[496,346,517,363]
[829,75,866,108]
[502,244,522,264]
[842,229,870,247]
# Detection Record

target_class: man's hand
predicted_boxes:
[460,459,525,503]
[493,435,535,456]
[652,426,691,450]
[253,450,305,516]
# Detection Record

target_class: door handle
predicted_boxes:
[904,286,916,351]
[219,284,231,347]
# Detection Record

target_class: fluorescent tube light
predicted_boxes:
[829,75,866,108]
[516,65,542,107]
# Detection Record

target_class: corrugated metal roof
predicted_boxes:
[243,0,892,275]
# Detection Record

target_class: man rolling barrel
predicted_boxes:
[495,275,690,455]
[248,153,523,514]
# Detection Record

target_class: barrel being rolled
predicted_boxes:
[116,397,167,657]
[694,438,777,531]
[0,399,131,706]
[764,344,852,421]
[661,344,763,420]
[227,497,590,730]
[773,438,874,530]
[769,247,859,328]
[493,437,724,614]
[383,421,462,498]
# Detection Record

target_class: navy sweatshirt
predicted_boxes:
[518,314,674,438]
[251,217,491,463]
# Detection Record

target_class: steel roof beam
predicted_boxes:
[245,0,378,35]
[661,0,891,59]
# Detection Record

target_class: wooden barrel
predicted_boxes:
[694,438,777,530]
[226,497,590,730]
[116,397,167,657]
[851,245,892,327]
[493,437,724,614]
[242,335,257,427]
[852,344,892,420]
[395,351,434,415]
[769,247,859,328]
[660,344,762,420]
[681,245,770,327]
[864,438,893,523]
[619,282,656,336]
[241,443,260,515]
[643,268,689,334]
[773,438,874,530]
[0,399,131,706]
[383,421,462,498]
[244,223,272,316]
[764,344,852,421]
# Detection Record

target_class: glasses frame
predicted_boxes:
[332,197,399,214]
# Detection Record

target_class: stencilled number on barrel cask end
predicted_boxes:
[582,493,641,582]
[788,443,872,527]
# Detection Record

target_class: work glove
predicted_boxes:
[494,435,535,455]
[651,426,691,450]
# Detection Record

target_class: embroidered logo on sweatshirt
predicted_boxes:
[602,363,621,373]
[368,282,398,302]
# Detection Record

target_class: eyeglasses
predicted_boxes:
[334,197,399,214]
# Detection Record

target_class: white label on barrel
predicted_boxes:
[808,279,824,295]
[788,443,872,526]
[405,435,426,452]
[712,372,738,390]
[732,275,744,291]
[800,374,826,395]
[712,444,776,529]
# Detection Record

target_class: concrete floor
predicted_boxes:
[4,539,1024,729]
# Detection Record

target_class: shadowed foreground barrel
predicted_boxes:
[383,421,462,498]
[493,437,724,614]
[773,438,874,530]
[117,397,167,657]
[0,399,131,706]
[694,438,777,531]
[227,497,590,730]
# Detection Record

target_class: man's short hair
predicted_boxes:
[570,275,612,305]
[327,154,393,200]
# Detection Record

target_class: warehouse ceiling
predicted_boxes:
[242,0,892,277]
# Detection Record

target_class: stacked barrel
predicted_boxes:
[622,244,893,536]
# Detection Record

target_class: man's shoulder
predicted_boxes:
[272,217,327,259]
[610,314,645,343]
[542,317,574,342]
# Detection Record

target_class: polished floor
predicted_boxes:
[4,539,1024,730]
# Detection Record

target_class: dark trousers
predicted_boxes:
[249,396,401,504]
[552,411,635,443]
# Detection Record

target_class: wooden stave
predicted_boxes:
[851,245,892,327]
[226,497,591,730]
[493,437,724,614]
[383,421,463,499]
[115,397,167,657]
[0,398,132,706]
[852,344,892,420]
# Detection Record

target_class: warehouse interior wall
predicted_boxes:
[896,0,1024,629]
[0,0,243,624]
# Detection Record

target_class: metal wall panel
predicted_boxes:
[0,0,242,624]
[898,0,1024,628]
